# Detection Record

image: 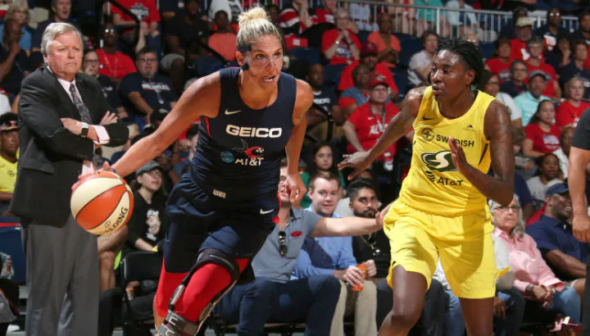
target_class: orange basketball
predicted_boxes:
[70,171,134,235]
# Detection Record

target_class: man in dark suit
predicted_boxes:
[10,23,128,336]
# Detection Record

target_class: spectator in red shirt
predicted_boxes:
[321,9,361,65]
[485,37,512,83]
[112,0,161,53]
[556,77,590,129]
[338,42,399,100]
[343,77,400,159]
[339,64,371,119]
[525,36,561,100]
[523,100,561,159]
[368,12,401,68]
[510,17,533,61]
[96,23,137,83]
[279,0,314,36]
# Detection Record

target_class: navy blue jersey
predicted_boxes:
[190,68,296,200]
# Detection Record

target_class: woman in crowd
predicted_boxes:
[0,3,34,54]
[500,60,528,97]
[485,38,513,84]
[480,71,522,127]
[491,196,581,329]
[526,153,562,209]
[300,141,345,208]
[523,100,561,159]
[123,161,169,257]
[556,77,590,129]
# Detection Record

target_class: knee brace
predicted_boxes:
[158,249,241,336]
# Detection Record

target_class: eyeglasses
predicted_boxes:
[549,12,561,17]
[495,206,520,212]
[104,28,115,34]
[278,230,288,257]
[146,170,163,178]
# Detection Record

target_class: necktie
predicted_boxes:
[69,83,101,166]
[69,83,92,124]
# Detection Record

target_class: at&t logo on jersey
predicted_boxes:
[421,150,457,172]
[221,139,265,166]
[424,170,464,186]
[226,125,282,138]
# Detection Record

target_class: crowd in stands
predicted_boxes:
[1,0,590,334]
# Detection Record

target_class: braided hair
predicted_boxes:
[435,38,485,91]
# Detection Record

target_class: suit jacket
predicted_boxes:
[10,68,129,226]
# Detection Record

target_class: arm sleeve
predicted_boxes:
[19,75,94,161]
[339,96,356,110]
[125,205,142,245]
[525,226,560,253]
[336,237,358,269]
[321,30,335,52]
[120,74,139,97]
[93,78,129,146]
[303,209,323,238]
[293,239,337,279]
[149,0,161,22]
[572,106,590,150]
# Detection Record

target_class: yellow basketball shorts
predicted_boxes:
[384,201,497,299]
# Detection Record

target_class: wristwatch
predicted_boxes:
[80,122,89,138]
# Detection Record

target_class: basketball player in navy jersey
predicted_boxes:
[95,7,313,336]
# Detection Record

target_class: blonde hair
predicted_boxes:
[489,195,525,238]
[236,7,281,48]
[6,2,30,25]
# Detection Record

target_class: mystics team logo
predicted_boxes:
[221,139,265,166]
[421,150,457,172]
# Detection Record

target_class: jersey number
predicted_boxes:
[421,150,457,172]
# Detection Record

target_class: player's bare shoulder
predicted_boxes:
[404,86,429,117]
[181,71,223,119]
[293,78,314,125]
[484,98,512,140]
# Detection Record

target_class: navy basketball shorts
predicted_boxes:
[154,174,279,316]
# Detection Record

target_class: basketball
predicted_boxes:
[70,171,134,235]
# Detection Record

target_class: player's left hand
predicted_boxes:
[286,172,306,204]
[448,137,471,174]
[363,259,377,278]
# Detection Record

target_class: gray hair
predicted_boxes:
[41,22,83,59]
[489,195,525,238]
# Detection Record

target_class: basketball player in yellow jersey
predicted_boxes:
[340,39,514,336]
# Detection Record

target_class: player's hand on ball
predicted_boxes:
[448,137,471,174]
[338,151,371,180]
[573,213,590,242]
[286,172,306,204]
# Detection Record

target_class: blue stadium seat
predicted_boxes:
[196,55,225,77]
[357,30,371,44]
[479,42,495,60]
[323,64,347,88]
[398,38,422,69]
[392,67,413,100]
[393,32,415,43]
[289,47,321,65]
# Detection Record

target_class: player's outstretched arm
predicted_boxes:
[450,100,514,206]
[311,206,386,237]
[284,80,313,204]
[111,73,221,178]
[338,87,424,180]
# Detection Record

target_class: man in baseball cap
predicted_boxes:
[0,112,18,213]
[526,181,587,305]
[338,42,399,100]
[514,69,550,125]
[510,16,534,60]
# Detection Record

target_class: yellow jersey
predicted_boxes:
[397,86,495,216]
[0,153,17,193]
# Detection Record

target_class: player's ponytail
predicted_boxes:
[237,7,282,50]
